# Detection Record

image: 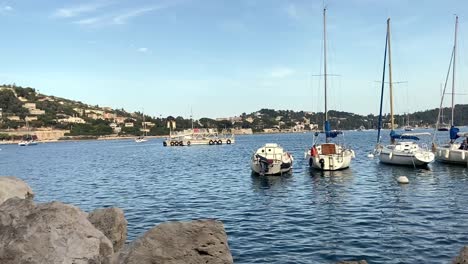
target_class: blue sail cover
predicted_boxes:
[390,130,420,140]
[450,126,460,140]
[325,121,341,138]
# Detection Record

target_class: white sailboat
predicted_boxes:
[376,18,434,166]
[251,143,293,175]
[305,8,355,171]
[18,118,37,146]
[135,112,148,143]
[433,16,468,165]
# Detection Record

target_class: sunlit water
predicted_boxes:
[1,130,467,264]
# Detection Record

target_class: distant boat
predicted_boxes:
[305,8,355,171]
[433,16,468,165]
[135,112,148,143]
[18,119,38,146]
[375,18,434,167]
[251,143,293,175]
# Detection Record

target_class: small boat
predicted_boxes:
[18,139,38,146]
[135,111,148,143]
[251,143,293,175]
[404,126,414,131]
[134,136,147,143]
[375,18,434,167]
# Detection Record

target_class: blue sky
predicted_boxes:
[0,0,467,119]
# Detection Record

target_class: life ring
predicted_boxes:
[174,141,179,146]
[209,140,214,145]
[179,141,184,146]
[319,158,325,169]
[217,140,222,145]
[170,141,175,146]
[226,139,231,144]
[163,141,167,147]
[187,141,191,146]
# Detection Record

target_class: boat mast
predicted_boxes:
[323,8,329,142]
[451,15,458,126]
[387,18,394,132]
[377,19,388,145]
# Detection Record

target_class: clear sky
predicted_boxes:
[0,0,467,119]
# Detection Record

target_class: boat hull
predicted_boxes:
[164,138,235,147]
[305,143,354,171]
[379,147,434,166]
[250,161,292,175]
[435,144,468,165]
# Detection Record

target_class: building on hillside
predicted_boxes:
[18,97,28,102]
[25,116,38,121]
[58,117,86,124]
[23,103,36,110]
[7,115,20,121]
[29,109,45,115]
[38,96,55,102]
[114,116,126,124]
[103,112,116,120]
[124,123,134,127]
[245,117,254,123]
[142,121,155,127]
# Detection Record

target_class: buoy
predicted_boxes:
[367,153,374,158]
[397,176,409,184]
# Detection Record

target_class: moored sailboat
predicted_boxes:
[376,18,434,167]
[305,8,355,171]
[433,16,468,165]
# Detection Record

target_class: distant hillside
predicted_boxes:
[0,84,466,138]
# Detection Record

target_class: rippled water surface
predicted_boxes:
[1,131,468,263]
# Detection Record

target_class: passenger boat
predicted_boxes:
[163,128,234,147]
[251,143,293,175]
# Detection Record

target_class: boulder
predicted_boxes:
[0,198,113,264]
[117,219,233,264]
[453,246,468,264]
[0,176,34,205]
[88,207,128,252]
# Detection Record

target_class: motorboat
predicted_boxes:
[251,143,293,175]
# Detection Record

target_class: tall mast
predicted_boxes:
[387,18,394,131]
[451,15,458,126]
[376,19,388,145]
[323,8,328,125]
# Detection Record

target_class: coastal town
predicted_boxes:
[1,85,465,143]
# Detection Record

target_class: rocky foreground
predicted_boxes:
[1,176,467,264]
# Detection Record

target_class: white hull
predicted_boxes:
[435,144,468,165]
[250,143,293,175]
[378,142,434,166]
[135,138,148,143]
[306,143,354,171]
[18,140,37,146]
[164,138,234,147]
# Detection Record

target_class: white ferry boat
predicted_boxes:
[163,128,235,147]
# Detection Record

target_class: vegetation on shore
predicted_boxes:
[0,84,467,137]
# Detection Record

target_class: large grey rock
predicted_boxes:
[117,219,233,264]
[89,207,128,252]
[0,176,34,205]
[0,198,113,264]
[453,246,468,264]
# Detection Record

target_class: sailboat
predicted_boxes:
[376,18,434,166]
[18,118,38,146]
[305,8,355,171]
[135,112,148,143]
[403,113,414,131]
[433,16,468,165]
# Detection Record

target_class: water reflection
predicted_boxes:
[250,173,293,192]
